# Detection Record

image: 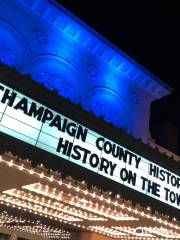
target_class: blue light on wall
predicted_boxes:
[0,23,20,67]
[30,54,83,104]
[0,0,171,141]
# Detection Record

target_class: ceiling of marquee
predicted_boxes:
[0,153,179,240]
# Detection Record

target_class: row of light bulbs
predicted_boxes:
[0,154,179,239]
[0,211,71,239]
[22,183,137,221]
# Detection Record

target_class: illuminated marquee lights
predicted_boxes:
[0,82,180,211]
[0,154,179,239]
[0,211,71,239]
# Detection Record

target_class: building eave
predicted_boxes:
[19,0,172,100]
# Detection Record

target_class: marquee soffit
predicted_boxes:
[0,152,179,239]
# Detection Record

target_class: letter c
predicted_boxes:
[96,137,105,151]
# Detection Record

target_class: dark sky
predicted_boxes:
[55,0,180,153]
[56,1,179,88]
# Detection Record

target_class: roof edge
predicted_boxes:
[21,0,173,99]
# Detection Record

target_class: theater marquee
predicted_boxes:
[0,82,179,210]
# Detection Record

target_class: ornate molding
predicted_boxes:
[87,86,133,132]
[20,0,171,99]
[87,64,98,79]
[0,40,15,66]
[33,29,48,45]
[0,18,31,68]
[30,54,83,103]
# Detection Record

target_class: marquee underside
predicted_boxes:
[0,153,179,240]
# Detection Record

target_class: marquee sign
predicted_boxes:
[0,82,180,210]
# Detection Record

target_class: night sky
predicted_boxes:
[56,0,180,154]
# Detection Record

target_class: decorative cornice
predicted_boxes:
[19,0,172,100]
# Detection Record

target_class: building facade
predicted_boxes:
[0,0,179,239]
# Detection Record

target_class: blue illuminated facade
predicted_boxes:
[0,0,172,142]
